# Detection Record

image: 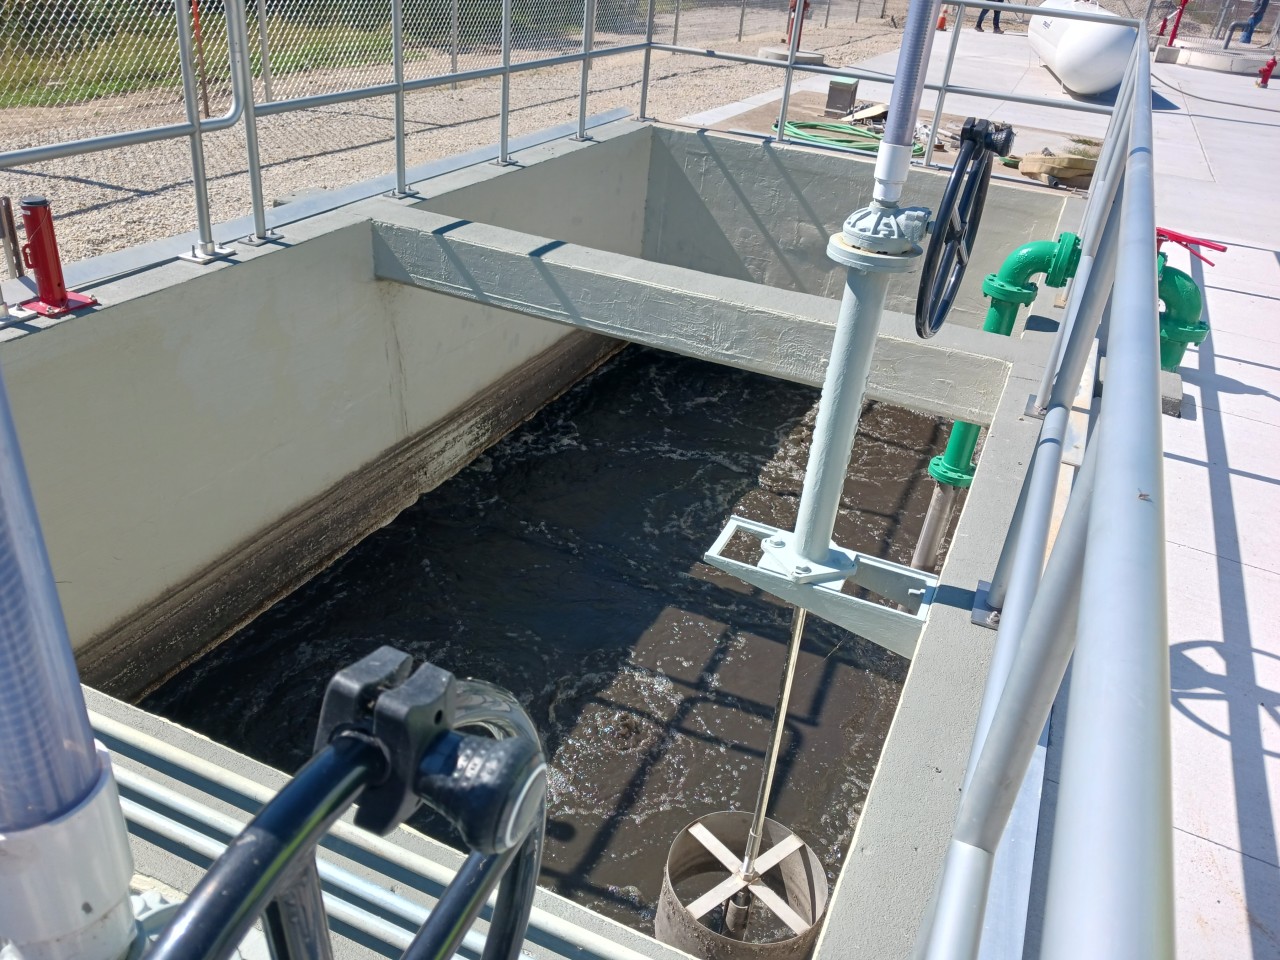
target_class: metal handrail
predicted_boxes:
[0,0,1145,293]
[920,33,1172,959]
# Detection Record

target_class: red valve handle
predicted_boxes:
[1156,227,1228,267]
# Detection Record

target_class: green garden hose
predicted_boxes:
[777,120,927,157]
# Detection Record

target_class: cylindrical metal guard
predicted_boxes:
[19,197,68,309]
[655,812,828,960]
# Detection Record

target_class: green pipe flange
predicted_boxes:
[1045,231,1082,287]
[929,452,976,488]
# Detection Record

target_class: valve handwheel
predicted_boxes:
[915,118,1015,339]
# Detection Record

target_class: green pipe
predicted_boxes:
[928,233,1082,488]
[980,232,1082,335]
[1156,252,1208,371]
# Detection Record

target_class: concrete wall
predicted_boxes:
[0,200,611,696]
[643,128,1068,329]
[416,126,653,257]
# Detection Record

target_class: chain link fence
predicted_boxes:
[0,0,931,268]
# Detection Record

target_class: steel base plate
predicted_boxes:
[704,516,936,660]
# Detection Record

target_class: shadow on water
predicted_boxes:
[143,345,957,930]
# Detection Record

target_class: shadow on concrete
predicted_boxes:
[1175,256,1280,956]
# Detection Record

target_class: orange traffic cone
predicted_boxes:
[937,6,948,29]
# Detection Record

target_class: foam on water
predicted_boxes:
[144,346,955,931]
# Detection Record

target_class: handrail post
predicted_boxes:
[391,0,414,196]
[176,0,232,263]
[1040,37,1173,959]
[640,0,658,119]
[922,2,965,168]
[774,0,807,144]
[497,0,513,163]
[575,0,598,140]
[235,0,280,246]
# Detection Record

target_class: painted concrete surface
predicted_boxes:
[1150,63,1280,960]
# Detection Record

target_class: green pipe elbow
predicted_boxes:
[1157,253,1208,372]
[981,232,1082,336]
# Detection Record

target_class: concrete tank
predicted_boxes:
[1029,0,1137,96]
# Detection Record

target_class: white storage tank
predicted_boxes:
[1029,0,1137,96]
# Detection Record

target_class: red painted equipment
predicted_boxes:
[1156,226,1228,266]
[1167,0,1191,45]
[937,6,949,30]
[782,0,811,45]
[18,197,96,318]
[1259,55,1277,87]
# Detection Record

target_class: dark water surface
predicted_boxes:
[144,346,951,930]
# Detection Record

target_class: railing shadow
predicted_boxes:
[1175,255,1280,956]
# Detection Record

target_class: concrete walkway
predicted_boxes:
[1151,62,1280,960]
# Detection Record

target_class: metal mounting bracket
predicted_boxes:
[704,516,937,660]
[970,579,1000,630]
[179,244,236,265]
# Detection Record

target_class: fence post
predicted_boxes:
[497,0,513,163]
[451,0,461,87]
[673,0,683,45]
[254,0,274,101]
[739,0,748,39]
[825,0,834,28]
[575,0,598,140]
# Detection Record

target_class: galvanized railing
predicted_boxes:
[0,0,1133,279]
[921,35,1173,960]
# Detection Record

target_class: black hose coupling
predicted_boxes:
[314,646,547,854]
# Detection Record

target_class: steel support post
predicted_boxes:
[739,0,748,39]
[793,267,896,560]
[497,0,513,164]
[910,482,960,571]
[673,0,682,46]
[391,0,412,196]
[176,0,231,263]
[255,0,274,101]
[234,0,279,245]
[1040,42,1173,959]
[922,434,1098,960]
[826,0,834,27]
[921,4,964,168]
[774,0,807,146]
[575,0,598,140]
[639,0,657,118]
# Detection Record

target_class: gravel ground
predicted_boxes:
[0,4,915,267]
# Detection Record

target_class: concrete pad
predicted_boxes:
[1174,828,1280,960]
[1165,542,1280,858]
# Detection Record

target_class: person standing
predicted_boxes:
[975,0,1005,32]
[1241,0,1269,43]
